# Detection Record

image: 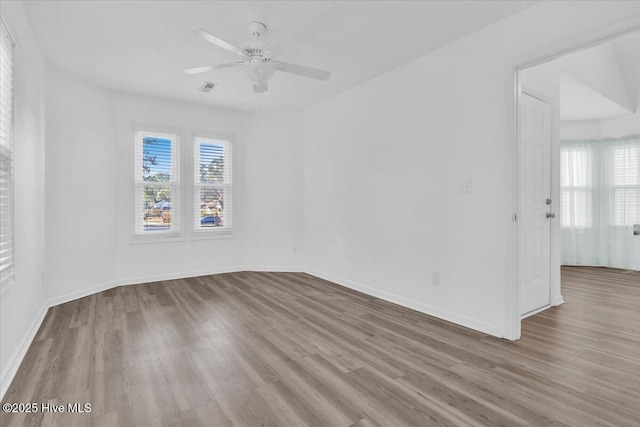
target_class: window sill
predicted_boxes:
[561,227,593,230]
[131,232,184,245]
[192,228,235,240]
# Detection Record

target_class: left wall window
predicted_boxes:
[0,19,15,293]
[134,131,180,236]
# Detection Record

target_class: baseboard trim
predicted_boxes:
[0,302,48,400]
[45,280,120,308]
[45,266,306,308]
[242,266,304,273]
[551,294,565,306]
[305,269,504,338]
[115,266,246,288]
[45,266,247,308]
[521,304,551,319]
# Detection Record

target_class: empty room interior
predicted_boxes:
[0,1,639,426]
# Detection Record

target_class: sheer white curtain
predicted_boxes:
[561,135,640,270]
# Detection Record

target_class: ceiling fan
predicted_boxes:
[185,21,331,93]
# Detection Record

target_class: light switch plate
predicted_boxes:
[432,272,441,286]
[459,179,472,193]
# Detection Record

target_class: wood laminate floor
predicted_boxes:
[1,267,639,426]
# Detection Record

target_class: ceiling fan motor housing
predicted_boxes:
[247,21,267,37]
[243,22,269,53]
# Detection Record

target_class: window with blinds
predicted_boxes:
[560,144,593,228]
[134,131,180,235]
[0,20,15,293]
[194,137,232,233]
[561,137,640,230]
[613,144,639,226]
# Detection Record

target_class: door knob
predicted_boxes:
[546,212,555,219]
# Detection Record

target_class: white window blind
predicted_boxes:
[561,138,640,229]
[612,144,639,226]
[0,19,15,293]
[134,131,180,235]
[194,137,232,232]
[560,143,593,228]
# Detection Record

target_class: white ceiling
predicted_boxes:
[520,29,640,121]
[560,74,632,121]
[22,0,537,111]
[613,31,640,110]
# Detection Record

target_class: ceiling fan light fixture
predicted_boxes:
[241,61,276,86]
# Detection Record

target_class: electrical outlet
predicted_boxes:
[432,272,441,286]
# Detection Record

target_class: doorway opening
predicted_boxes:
[511,23,640,339]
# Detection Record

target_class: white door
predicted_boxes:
[519,91,552,316]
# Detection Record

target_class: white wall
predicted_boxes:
[304,1,640,338]
[561,120,604,139]
[45,69,117,302]
[114,96,305,283]
[562,112,640,140]
[0,0,47,396]
[601,111,640,136]
[114,93,248,283]
[42,74,306,301]
[244,110,305,270]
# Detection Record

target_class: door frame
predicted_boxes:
[505,18,640,341]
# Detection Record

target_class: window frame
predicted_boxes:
[193,135,233,237]
[133,129,182,241]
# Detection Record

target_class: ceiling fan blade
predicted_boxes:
[192,28,246,57]
[184,62,244,74]
[274,62,331,81]
[253,83,268,93]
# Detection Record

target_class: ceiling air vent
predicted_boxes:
[199,82,217,93]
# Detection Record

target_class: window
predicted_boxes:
[0,19,15,293]
[560,144,593,228]
[194,137,232,233]
[612,144,639,226]
[134,131,180,235]
[561,137,640,230]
